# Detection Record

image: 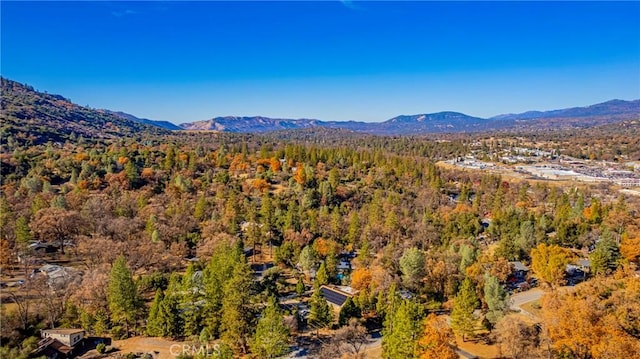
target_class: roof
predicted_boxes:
[510,261,529,272]
[577,258,591,267]
[32,337,73,357]
[42,328,84,335]
[320,285,353,307]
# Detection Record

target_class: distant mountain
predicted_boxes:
[180,116,323,132]
[491,99,640,121]
[3,77,638,138]
[104,110,181,130]
[375,112,489,134]
[178,112,491,134]
[178,100,638,134]
[0,77,168,145]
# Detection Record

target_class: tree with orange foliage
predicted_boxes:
[0,238,12,271]
[269,157,281,172]
[540,274,640,358]
[417,314,457,359]
[530,243,572,289]
[620,234,640,263]
[251,178,270,193]
[293,163,306,185]
[350,267,372,291]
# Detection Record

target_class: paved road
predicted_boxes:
[509,288,543,318]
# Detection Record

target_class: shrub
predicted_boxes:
[96,343,106,354]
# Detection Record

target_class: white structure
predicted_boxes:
[41,328,85,347]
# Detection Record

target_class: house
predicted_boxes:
[32,328,85,358]
[41,328,84,347]
[510,261,529,276]
[320,285,357,309]
[576,258,591,272]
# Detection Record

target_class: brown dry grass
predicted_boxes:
[455,334,500,359]
[112,336,183,359]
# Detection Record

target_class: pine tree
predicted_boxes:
[220,259,253,354]
[347,212,361,246]
[315,261,329,287]
[181,264,203,337]
[309,287,333,329]
[399,247,426,290]
[202,241,241,337]
[251,296,290,359]
[146,290,164,337]
[450,277,479,341]
[338,297,361,326]
[194,195,207,221]
[107,256,140,336]
[382,299,424,359]
[590,233,621,275]
[296,276,306,297]
[160,274,183,338]
[15,216,32,247]
[483,274,508,327]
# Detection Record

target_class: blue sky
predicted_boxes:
[2,1,639,123]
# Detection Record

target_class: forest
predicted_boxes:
[1,78,639,359]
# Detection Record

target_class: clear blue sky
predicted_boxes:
[2,1,639,123]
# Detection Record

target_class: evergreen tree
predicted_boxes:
[202,241,241,337]
[15,216,32,246]
[160,274,183,338]
[315,261,329,287]
[590,233,621,275]
[399,247,425,290]
[450,277,479,341]
[347,212,361,246]
[298,245,316,275]
[181,263,203,337]
[483,274,508,327]
[220,259,253,354]
[251,296,290,359]
[459,245,476,272]
[382,299,424,359]
[338,297,361,326]
[296,276,306,297]
[309,287,333,329]
[107,255,140,336]
[199,327,211,343]
[146,290,164,337]
[194,195,207,221]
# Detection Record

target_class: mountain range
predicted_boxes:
[2,77,639,138]
[178,100,640,134]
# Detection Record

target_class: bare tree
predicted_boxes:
[336,318,369,358]
[31,207,82,254]
[495,316,546,359]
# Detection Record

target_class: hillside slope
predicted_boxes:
[0,78,168,146]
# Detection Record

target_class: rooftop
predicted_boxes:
[42,328,84,335]
[320,285,356,307]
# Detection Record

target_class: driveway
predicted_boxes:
[509,288,543,318]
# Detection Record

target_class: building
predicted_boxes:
[510,261,530,276]
[320,285,357,309]
[32,328,85,358]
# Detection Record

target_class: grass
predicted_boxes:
[520,299,543,318]
[455,333,500,359]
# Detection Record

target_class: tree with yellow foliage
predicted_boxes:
[530,243,573,289]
